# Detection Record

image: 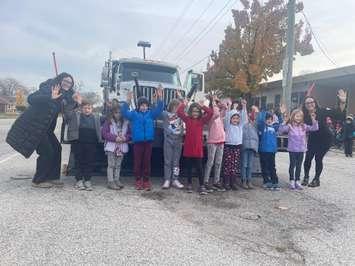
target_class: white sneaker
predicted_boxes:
[84,181,93,191]
[162,180,170,189]
[172,180,184,189]
[75,180,85,190]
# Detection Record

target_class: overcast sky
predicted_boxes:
[1,0,355,90]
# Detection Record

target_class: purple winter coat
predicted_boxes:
[278,121,319,152]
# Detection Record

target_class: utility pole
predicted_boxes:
[282,0,296,111]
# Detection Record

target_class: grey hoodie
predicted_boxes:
[242,122,259,152]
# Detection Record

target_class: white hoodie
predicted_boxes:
[224,108,247,145]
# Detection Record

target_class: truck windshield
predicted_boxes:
[120,63,181,86]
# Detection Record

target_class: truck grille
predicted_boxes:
[133,86,185,108]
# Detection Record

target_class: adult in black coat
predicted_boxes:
[301,89,347,187]
[6,73,76,188]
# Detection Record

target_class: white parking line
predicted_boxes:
[0,153,19,164]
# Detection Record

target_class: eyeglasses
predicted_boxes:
[305,101,315,105]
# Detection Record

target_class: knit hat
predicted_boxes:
[346,115,353,121]
[229,109,240,123]
[137,97,149,108]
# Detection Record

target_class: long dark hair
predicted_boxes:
[39,72,75,92]
[187,103,202,118]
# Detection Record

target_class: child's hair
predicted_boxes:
[187,103,202,118]
[167,99,181,113]
[265,112,273,121]
[106,106,123,125]
[289,109,304,124]
[81,99,92,107]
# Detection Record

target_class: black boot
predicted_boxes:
[308,178,320,187]
[301,177,309,186]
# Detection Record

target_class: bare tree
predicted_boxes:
[0,78,29,96]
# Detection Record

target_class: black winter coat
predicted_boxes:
[304,107,346,150]
[6,79,74,158]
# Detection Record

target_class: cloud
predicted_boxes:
[1,0,355,91]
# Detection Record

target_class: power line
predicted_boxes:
[152,0,196,58]
[181,54,211,73]
[174,0,237,63]
[301,10,338,67]
[162,0,216,60]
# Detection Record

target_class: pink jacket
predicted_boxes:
[207,106,226,144]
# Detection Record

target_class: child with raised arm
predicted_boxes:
[161,94,184,189]
[121,86,164,191]
[241,105,259,189]
[279,108,318,190]
[222,99,248,190]
[204,96,226,192]
[177,97,213,195]
[101,107,129,190]
[63,94,102,191]
[257,109,282,190]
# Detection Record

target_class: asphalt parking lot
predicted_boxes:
[0,118,354,265]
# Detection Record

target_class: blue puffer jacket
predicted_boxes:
[257,111,281,153]
[121,100,164,143]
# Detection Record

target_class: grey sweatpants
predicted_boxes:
[107,152,123,182]
[204,143,224,183]
[164,137,182,181]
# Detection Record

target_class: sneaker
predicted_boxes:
[143,179,152,191]
[265,182,273,190]
[246,181,254,190]
[295,181,303,190]
[230,184,238,191]
[289,181,296,190]
[241,181,249,190]
[199,186,208,195]
[107,181,120,190]
[84,181,93,191]
[213,183,226,192]
[49,180,64,187]
[135,178,143,190]
[308,178,320,188]
[172,180,184,189]
[162,180,170,189]
[32,182,53,188]
[204,183,214,193]
[115,180,124,189]
[301,178,309,186]
[186,184,193,193]
[272,184,280,191]
[75,180,86,190]
[224,184,231,191]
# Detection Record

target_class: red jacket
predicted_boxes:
[177,103,213,158]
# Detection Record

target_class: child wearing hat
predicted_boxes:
[121,87,164,190]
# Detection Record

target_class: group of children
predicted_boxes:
[63,86,322,194]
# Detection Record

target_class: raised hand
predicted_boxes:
[72,92,82,105]
[51,84,62,100]
[279,103,287,115]
[310,112,317,121]
[198,99,205,107]
[241,99,247,108]
[337,89,347,103]
[155,85,163,99]
[175,89,182,99]
[127,91,133,102]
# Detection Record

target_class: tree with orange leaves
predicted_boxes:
[205,0,313,98]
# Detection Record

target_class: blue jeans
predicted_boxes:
[242,149,255,182]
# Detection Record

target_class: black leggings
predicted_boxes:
[184,157,204,186]
[33,132,62,184]
[303,145,329,180]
